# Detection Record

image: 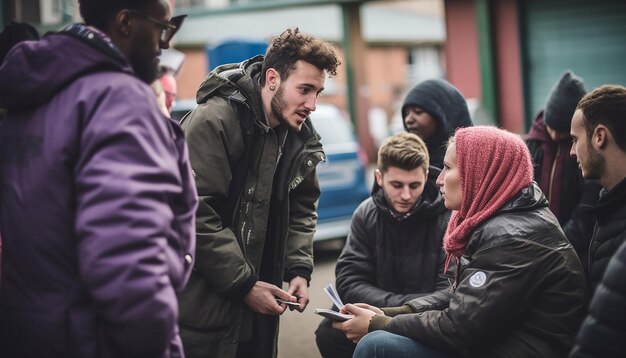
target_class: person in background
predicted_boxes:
[0,20,39,64]
[315,132,451,358]
[401,79,473,169]
[335,126,587,358]
[159,66,178,113]
[569,84,626,292]
[526,70,601,266]
[151,77,171,117]
[0,0,196,356]
[177,28,340,358]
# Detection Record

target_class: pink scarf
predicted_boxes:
[444,126,534,271]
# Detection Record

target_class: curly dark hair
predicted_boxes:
[577,84,626,152]
[260,28,340,86]
[79,0,159,30]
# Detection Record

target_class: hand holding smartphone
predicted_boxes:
[314,308,354,322]
[276,298,301,307]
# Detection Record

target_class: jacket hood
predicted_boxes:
[372,165,447,221]
[526,110,550,143]
[497,182,548,215]
[593,176,626,216]
[401,79,473,167]
[196,55,266,123]
[0,24,132,111]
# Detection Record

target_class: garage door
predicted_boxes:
[522,0,626,125]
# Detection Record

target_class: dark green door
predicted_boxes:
[521,0,626,128]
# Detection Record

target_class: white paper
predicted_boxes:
[323,283,345,309]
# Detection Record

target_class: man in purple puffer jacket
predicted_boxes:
[0,0,197,357]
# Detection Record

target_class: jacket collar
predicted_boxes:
[593,176,626,216]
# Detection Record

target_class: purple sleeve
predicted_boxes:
[74,79,187,356]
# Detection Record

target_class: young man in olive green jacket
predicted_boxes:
[177,28,340,358]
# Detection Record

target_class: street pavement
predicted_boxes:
[278,238,345,358]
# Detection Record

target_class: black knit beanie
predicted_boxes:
[543,70,586,132]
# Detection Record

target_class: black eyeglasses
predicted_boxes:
[127,9,186,44]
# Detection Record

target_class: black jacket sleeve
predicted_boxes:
[570,237,626,358]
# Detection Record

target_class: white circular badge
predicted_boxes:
[469,271,487,288]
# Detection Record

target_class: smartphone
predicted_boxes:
[276,298,301,307]
[314,308,354,322]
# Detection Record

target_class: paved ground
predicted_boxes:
[277,238,345,358]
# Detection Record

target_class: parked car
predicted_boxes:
[309,103,370,241]
[171,100,370,242]
[171,99,197,122]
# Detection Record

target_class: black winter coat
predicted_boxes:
[570,239,626,358]
[335,167,451,307]
[585,177,626,291]
[374,183,588,357]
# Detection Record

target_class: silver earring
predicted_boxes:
[269,85,276,91]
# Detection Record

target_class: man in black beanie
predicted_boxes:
[526,70,601,268]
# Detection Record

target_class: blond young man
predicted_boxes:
[315,132,450,358]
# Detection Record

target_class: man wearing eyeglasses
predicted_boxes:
[0,1,196,357]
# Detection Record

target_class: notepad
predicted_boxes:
[314,283,354,321]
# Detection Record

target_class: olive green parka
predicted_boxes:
[177,55,324,358]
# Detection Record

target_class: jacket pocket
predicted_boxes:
[178,272,231,330]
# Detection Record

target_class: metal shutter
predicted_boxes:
[521,0,626,125]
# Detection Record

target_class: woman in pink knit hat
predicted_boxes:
[334,126,588,358]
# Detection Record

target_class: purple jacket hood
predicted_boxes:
[0,26,132,110]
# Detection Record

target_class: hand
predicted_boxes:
[286,276,309,312]
[243,281,294,315]
[332,304,378,343]
[352,303,384,315]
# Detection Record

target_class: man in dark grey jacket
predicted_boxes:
[315,132,450,358]
[569,84,626,291]
[569,84,626,357]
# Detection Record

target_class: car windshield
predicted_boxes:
[310,106,354,146]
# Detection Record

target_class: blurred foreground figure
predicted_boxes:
[0,1,197,357]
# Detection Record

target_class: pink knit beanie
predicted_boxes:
[444,126,534,270]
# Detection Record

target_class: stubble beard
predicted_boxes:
[271,85,301,132]
[132,57,159,84]
[584,140,606,180]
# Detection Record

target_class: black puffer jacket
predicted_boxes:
[335,167,451,307]
[570,239,626,358]
[372,183,588,357]
[585,177,626,291]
